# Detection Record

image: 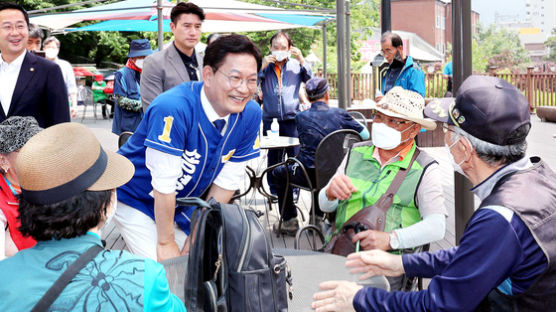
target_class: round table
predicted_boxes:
[275,248,390,311]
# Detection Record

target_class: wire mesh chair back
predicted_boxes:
[314,129,362,190]
[348,111,368,127]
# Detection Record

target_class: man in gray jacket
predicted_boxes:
[140,2,204,112]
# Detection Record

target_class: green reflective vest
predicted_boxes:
[334,141,436,234]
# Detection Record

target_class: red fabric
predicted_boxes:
[126,59,142,73]
[0,177,36,251]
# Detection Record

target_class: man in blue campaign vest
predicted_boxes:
[115,35,262,261]
[376,32,425,101]
[112,39,153,135]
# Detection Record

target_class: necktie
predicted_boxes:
[213,119,225,133]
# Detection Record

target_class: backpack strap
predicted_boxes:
[31,245,103,312]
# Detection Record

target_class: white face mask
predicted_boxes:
[134,58,144,69]
[44,48,59,59]
[372,122,413,150]
[272,50,290,62]
[445,135,467,177]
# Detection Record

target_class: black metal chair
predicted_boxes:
[80,86,98,121]
[118,131,133,148]
[266,129,363,251]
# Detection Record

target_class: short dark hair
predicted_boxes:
[0,2,29,26]
[381,31,403,48]
[270,31,293,48]
[170,2,205,24]
[18,190,112,241]
[203,34,262,72]
[28,23,43,39]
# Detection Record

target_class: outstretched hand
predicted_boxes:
[312,280,362,312]
[346,249,404,280]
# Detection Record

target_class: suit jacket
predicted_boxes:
[140,42,203,112]
[0,51,70,128]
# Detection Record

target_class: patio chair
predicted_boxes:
[79,86,98,122]
[348,111,368,126]
[265,129,362,251]
[118,131,133,148]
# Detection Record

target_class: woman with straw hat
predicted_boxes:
[0,122,185,312]
[0,116,42,260]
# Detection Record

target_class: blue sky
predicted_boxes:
[472,0,526,25]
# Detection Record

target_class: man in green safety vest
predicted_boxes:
[319,86,447,290]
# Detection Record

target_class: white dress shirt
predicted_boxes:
[0,51,26,115]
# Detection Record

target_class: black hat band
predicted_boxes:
[21,147,108,205]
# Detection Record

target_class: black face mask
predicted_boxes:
[390,51,404,68]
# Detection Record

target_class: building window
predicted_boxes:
[436,16,441,28]
[441,17,446,30]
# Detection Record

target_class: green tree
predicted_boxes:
[241,0,379,73]
[545,27,556,62]
[472,24,530,73]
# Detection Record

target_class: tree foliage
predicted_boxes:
[19,0,380,70]
[545,27,556,62]
[472,24,530,73]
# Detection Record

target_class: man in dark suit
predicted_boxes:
[0,3,69,128]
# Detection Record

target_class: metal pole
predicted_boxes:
[345,0,351,107]
[381,0,391,34]
[157,0,164,50]
[322,23,327,78]
[452,0,473,244]
[337,0,346,109]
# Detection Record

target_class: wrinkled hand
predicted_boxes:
[312,280,362,312]
[326,174,357,201]
[352,229,391,251]
[157,241,181,262]
[346,249,404,280]
[375,95,384,102]
[290,46,304,64]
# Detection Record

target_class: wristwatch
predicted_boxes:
[389,232,400,250]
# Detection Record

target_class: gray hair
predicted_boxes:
[451,126,528,166]
[28,23,43,39]
[43,36,60,49]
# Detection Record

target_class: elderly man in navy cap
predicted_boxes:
[112,39,154,135]
[312,75,556,312]
[269,77,369,235]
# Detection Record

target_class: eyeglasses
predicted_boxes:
[371,112,411,127]
[217,70,258,90]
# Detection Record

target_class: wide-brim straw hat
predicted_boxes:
[376,86,437,130]
[16,122,134,205]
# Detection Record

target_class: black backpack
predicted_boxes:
[178,197,292,312]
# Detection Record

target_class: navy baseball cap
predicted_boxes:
[424,75,530,145]
[305,77,329,100]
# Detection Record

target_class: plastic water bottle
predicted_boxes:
[270,118,279,137]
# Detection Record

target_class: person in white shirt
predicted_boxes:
[43,36,77,118]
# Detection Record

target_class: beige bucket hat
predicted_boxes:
[376,86,437,130]
[16,122,134,205]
